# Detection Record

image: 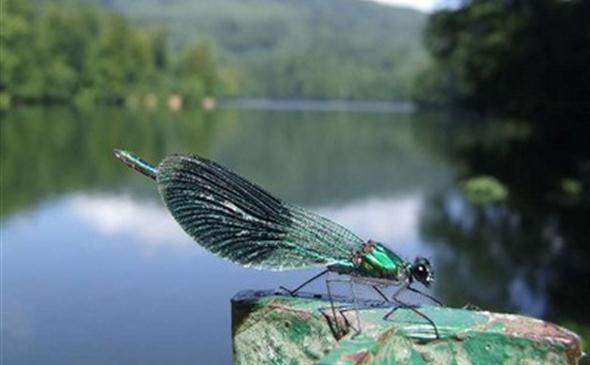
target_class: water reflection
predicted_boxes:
[2,106,588,363]
[420,116,590,325]
[318,195,422,246]
[0,107,217,217]
[1,107,450,215]
[69,194,190,247]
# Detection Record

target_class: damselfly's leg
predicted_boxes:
[387,301,440,339]
[326,275,340,336]
[350,280,361,334]
[319,304,352,339]
[406,285,444,306]
[320,277,362,337]
[383,284,440,339]
[372,286,390,304]
[373,285,440,306]
[330,277,362,334]
[322,276,349,338]
[280,269,329,296]
[384,284,418,317]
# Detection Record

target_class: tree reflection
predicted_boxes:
[1,107,451,216]
[420,116,590,325]
[0,107,217,216]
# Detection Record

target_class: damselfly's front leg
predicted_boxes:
[373,282,443,307]
[381,284,441,339]
[372,285,390,305]
[405,285,444,306]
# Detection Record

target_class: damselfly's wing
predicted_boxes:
[157,155,364,270]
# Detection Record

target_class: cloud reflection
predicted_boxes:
[68,194,190,247]
[316,195,421,243]
[69,193,424,255]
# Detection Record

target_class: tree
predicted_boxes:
[422,0,590,115]
[0,0,209,106]
[176,40,217,100]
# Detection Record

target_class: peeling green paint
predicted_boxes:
[232,290,582,365]
[409,349,426,364]
[463,334,510,365]
[286,316,311,344]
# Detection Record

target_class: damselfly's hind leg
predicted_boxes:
[320,276,362,338]
[279,269,329,296]
[319,303,355,339]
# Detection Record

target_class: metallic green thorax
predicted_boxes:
[329,241,411,282]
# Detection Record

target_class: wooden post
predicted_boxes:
[232,290,582,365]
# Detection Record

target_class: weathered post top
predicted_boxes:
[232,290,582,365]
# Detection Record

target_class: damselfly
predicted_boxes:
[114,149,442,337]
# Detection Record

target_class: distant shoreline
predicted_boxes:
[218,98,416,113]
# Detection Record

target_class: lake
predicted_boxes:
[2,104,588,364]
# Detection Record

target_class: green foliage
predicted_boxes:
[462,175,508,204]
[107,0,430,100]
[175,41,216,104]
[2,0,431,102]
[560,178,583,196]
[421,0,590,114]
[0,0,217,106]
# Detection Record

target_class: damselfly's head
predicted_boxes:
[410,257,434,287]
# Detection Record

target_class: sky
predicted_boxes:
[366,0,440,12]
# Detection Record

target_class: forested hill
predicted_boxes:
[103,0,429,100]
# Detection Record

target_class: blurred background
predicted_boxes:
[1,0,589,363]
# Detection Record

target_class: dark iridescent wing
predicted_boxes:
[156,154,364,270]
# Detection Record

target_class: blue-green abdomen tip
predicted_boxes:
[113,148,158,180]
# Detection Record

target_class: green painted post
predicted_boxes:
[232,290,582,365]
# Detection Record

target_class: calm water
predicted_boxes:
[2,106,589,364]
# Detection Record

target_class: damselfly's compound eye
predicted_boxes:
[411,257,433,287]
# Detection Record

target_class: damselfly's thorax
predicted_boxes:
[328,240,409,283]
[328,240,435,288]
